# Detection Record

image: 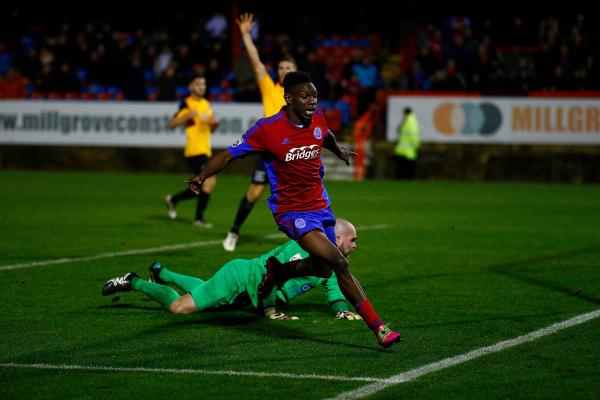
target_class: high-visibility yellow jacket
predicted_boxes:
[394,113,420,160]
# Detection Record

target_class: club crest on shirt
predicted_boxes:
[295,218,307,229]
[231,137,243,147]
[313,127,323,140]
[300,284,313,293]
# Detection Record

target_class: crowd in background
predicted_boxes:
[399,14,599,94]
[1,6,599,122]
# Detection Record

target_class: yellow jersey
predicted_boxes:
[174,96,214,157]
[258,74,285,117]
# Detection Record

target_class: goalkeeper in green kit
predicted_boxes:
[101,219,361,320]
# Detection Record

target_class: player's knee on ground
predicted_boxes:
[169,295,196,314]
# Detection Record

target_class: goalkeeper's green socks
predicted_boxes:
[159,267,205,292]
[131,278,180,310]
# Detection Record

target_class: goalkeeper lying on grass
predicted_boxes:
[101,219,361,321]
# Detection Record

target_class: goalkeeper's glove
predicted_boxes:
[264,307,299,320]
[335,310,362,320]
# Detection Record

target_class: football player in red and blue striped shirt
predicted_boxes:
[186,71,401,348]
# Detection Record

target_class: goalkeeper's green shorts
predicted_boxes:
[190,259,264,311]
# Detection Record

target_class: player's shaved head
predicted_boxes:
[335,218,355,236]
[335,218,357,257]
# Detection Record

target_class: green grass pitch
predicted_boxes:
[0,170,599,399]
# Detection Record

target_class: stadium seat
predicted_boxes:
[176,86,189,99]
[218,90,234,102]
[75,69,88,81]
[88,84,106,95]
[97,92,111,101]
[144,70,155,82]
[146,86,157,99]
[107,86,121,96]
[335,100,351,124]
[25,84,36,97]
[65,91,81,100]
[209,86,223,97]
[30,91,46,100]
[81,92,96,100]
[47,91,63,100]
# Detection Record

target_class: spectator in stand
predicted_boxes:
[205,12,228,39]
[16,47,40,80]
[0,42,13,75]
[55,62,80,94]
[154,45,173,77]
[443,59,466,91]
[408,60,427,90]
[323,55,345,100]
[350,50,380,114]
[35,63,59,93]
[0,67,28,99]
[156,64,178,101]
[416,46,437,78]
[1,10,598,99]
[233,52,259,102]
[488,59,511,94]
[124,54,147,100]
[513,56,538,94]
[175,44,194,80]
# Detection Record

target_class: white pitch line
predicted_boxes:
[327,308,600,400]
[0,362,385,383]
[0,224,391,272]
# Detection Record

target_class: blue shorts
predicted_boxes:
[274,208,336,244]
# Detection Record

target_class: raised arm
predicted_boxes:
[323,130,357,166]
[236,13,268,83]
[186,149,235,194]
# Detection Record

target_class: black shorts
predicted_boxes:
[251,155,268,185]
[187,155,209,175]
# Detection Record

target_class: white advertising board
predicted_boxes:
[387,96,600,145]
[0,101,263,148]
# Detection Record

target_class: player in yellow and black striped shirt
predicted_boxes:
[165,75,219,228]
[222,12,297,251]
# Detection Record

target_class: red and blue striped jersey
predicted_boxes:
[227,107,332,214]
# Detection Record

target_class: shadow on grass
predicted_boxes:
[488,245,600,305]
[167,316,383,352]
[97,300,385,352]
[97,303,163,312]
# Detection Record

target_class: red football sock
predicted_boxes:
[354,299,383,330]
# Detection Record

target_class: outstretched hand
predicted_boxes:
[335,310,362,320]
[264,307,299,320]
[339,148,358,166]
[236,13,255,35]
